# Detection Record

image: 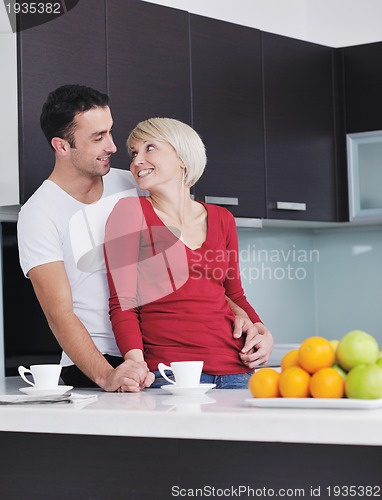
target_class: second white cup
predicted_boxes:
[158,361,203,387]
[18,364,62,389]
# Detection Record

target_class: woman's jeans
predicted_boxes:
[150,370,253,389]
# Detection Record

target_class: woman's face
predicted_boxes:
[129,139,183,191]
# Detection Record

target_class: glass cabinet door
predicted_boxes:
[347,130,382,221]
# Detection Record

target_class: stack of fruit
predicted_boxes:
[248,330,382,399]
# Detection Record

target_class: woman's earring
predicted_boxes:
[182,169,186,186]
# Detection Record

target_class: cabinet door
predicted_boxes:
[190,15,265,218]
[342,42,382,133]
[2,223,61,376]
[17,0,107,203]
[263,33,340,222]
[107,0,192,171]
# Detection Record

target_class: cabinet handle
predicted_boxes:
[235,217,263,228]
[205,196,239,206]
[276,201,306,211]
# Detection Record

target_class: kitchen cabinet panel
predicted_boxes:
[190,15,266,218]
[2,223,60,375]
[263,33,343,222]
[107,0,192,170]
[17,0,107,204]
[342,42,382,134]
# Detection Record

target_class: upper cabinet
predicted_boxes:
[341,42,382,134]
[347,130,382,221]
[341,42,382,221]
[190,15,266,218]
[262,33,346,222]
[107,0,192,170]
[17,0,107,203]
[16,1,355,222]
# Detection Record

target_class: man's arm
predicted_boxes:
[28,262,151,392]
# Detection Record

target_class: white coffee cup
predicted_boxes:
[18,364,62,389]
[158,361,203,387]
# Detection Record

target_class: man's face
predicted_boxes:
[68,106,117,177]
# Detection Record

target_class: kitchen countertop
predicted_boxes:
[1,377,381,446]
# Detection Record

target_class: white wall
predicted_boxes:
[0,3,19,206]
[141,0,382,47]
[0,227,4,377]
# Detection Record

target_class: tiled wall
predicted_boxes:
[314,226,382,345]
[0,227,5,377]
[238,225,382,346]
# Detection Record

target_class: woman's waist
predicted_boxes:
[144,346,249,375]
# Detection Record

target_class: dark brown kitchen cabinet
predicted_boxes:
[2,223,61,375]
[341,42,382,133]
[16,0,350,221]
[262,33,346,222]
[107,0,192,170]
[190,15,266,218]
[17,0,107,204]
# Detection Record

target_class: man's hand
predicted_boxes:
[233,318,274,369]
[102,359,155,392]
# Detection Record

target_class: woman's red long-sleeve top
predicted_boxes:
[104,197,261,375]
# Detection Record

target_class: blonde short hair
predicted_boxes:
[127,117,207,187]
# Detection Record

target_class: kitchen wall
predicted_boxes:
[141,0,382,47]
[238,228,317,344]
[238,226,382,346]
[0,4,18,206]
[0,227,4,376]
[314,226,382,344]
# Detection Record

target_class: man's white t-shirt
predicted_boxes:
[17,168,144,366]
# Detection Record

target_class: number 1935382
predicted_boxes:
[5,3,62,14]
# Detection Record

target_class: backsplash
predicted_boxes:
[238,225,382,346]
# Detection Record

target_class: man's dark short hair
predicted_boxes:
[40,84,109,148]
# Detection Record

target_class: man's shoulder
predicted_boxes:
[106,168,147,196]
[107,168,135,188]
[19,181,55,218]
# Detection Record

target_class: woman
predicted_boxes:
[104,118,273,389]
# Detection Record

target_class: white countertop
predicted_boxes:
[1,377,381,446]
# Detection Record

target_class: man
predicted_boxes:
[17,84,273,392]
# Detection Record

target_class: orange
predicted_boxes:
[281,349,299,371]
[248,368,281,398]
[298,336,335,374]
[309,367,345,399]
[279,366,311,398]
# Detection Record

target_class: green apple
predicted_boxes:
[336,330,379,372]
[377,358,382,369]
[332,363,347,380]
[345,364,382,399]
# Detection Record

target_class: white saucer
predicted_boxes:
[19,386,73,396]
[160,383,216,395]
